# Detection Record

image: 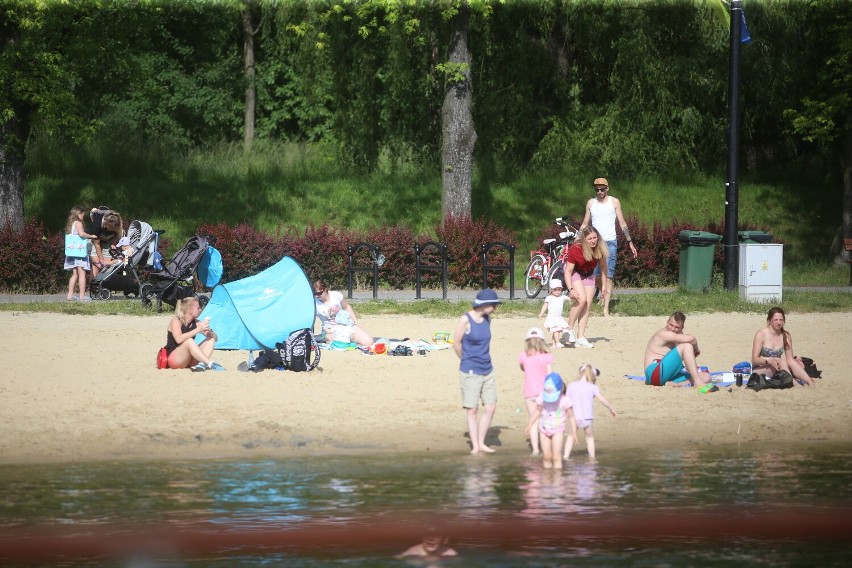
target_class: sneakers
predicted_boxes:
[565,329,576,344]
[575,337,594,349]
[190,362,225,372]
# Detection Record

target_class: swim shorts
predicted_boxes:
[645,348,687,386]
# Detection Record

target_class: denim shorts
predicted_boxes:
[593,240,617,278]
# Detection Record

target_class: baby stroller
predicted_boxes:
[89,220,157,300]
[143,234,217,312]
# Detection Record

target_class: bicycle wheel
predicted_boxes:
[524,255,547,298]
[546,260,565,290]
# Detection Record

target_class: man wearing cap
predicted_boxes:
[580,177,637,317]
[643,311,711,387]
[453,289,501,455]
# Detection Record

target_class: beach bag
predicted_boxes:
[746,373,766,391]
[251,348,284,372]
[765,370,794,389]
[156,347,168,369]
[798,356,822,378]
[276,328,320,372]
[64,234,89,258]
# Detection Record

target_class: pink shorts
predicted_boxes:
[571,272,595,287]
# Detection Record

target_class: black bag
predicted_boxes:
[275,329,320,372]
[764,370,794,389]
[251,348,284,372]
[798,357,822,378]
[746,372,766,391]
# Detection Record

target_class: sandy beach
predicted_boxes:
[1,310,850,464]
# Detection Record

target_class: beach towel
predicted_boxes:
[625,371,736,387]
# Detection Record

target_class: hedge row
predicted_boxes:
[0,217,769,294]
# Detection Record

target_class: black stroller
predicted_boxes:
[89,220,157,300]
[143,234,213,312]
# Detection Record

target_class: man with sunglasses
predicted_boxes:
[580,177,637,317]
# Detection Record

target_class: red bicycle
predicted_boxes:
[523,217,578,298]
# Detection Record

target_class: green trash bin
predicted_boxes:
[738,230,772,244]
[678,231,722,290]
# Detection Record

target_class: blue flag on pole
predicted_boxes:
[740,9,752,44]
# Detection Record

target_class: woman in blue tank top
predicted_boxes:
[453,289,501,454]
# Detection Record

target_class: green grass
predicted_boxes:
[2,289,848,318]
[25,138,845,278]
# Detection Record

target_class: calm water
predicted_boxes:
[1,444,850,566]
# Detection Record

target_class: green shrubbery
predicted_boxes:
[2,215,780,294]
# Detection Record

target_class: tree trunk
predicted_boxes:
[0,108,29,230]
[242,0,256,154]
[441,6,476,223]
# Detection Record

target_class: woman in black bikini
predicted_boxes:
[750,307,814,386]
[165,297,225,372]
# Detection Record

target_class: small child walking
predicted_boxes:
[526,372,577,469]
[538,279,569,348]
[518,328,553,456]
[64,206,96,301]
[564,363,617,460]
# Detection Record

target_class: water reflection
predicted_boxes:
[0,444,850,566]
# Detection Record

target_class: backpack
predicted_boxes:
[798,357,822,378]
[275,329,321,372]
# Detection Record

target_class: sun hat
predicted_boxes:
[593,177,609,187]
[335,310,353,326]
[473,288,501,307]
[542,372,564,403]
[526,327,544,339]
[549,278,563,289]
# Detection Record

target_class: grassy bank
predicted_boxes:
[25,139,845,284]
[2,289,849,318]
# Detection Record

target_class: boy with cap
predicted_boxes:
[525,372,577,469]
[453,289,501,455]
[580,177,638,317]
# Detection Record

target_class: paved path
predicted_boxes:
[2,286,849,305]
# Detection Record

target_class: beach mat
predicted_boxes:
[625,371,736,387]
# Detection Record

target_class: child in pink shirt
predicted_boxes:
[518,328,553,456]
[564,363,617,460]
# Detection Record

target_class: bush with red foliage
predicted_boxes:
[0,220,65,293]
[197,223,288,282]
[436,216,517,289]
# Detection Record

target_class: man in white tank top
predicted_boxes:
[580,177,638,316]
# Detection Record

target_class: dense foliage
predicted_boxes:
[1,216,775,293]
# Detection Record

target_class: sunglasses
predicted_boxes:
[314,290,326,297]
[594,186,608,192]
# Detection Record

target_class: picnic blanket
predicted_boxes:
[625,371,737,387]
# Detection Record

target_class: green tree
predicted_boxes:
[783,0,851,261]
[1,1,101,229]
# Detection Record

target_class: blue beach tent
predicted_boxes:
[199,256,315,350]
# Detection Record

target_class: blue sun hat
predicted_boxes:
[542,372,564,403]
[335,310,353,326]
[473,288,501,307]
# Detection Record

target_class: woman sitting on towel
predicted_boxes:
[312,279,374,347]
[751,307,814,386]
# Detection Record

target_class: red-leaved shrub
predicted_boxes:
[0,221,65,293]
[436,216,517,289]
